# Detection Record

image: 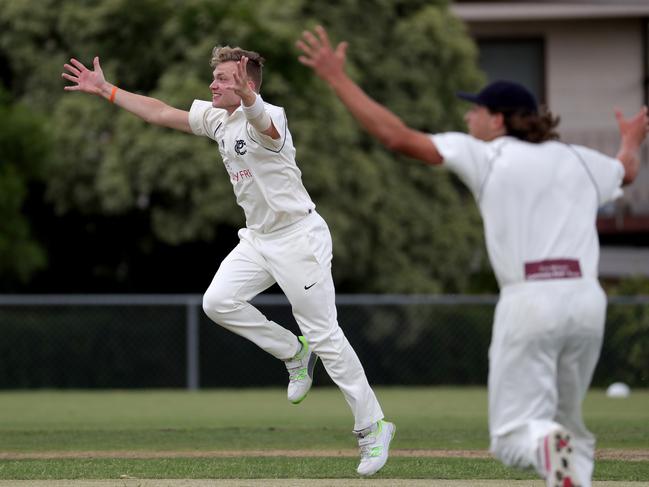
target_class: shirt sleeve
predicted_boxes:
[431,132,492,197]
[247,104,287,151]
[248,103,288,152]
[188,100,227,141]
[572,145,624,205]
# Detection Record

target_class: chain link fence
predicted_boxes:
[1,294,647,389]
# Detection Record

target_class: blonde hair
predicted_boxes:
[210,46,265,91]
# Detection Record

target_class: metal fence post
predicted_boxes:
[186,299,200,390]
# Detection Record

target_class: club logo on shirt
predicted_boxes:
[234,139,247,155]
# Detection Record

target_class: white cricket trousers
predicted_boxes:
[488,278,606,487]
[202,211,384,431]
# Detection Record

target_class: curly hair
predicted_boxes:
[210,46,265,91]
[490,106,561,143]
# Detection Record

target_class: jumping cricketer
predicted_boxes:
[62,46,394,476]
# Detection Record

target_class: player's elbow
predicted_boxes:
[144,101,175,128]
[382,135,404,152]
[380,127,442,165]
[380,126,411,153]
[620,154,640,186]
[146,109,167,127]
[623,168,638,185]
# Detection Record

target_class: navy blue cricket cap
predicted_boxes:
[456,80,538,114]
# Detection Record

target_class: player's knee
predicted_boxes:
[304,326,344,354]
[202,288,236,322]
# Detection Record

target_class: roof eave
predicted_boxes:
[452,2,649,22]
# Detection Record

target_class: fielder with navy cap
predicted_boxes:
[457,80,539,113]
[298,25,648,487]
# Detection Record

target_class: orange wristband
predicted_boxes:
[109,86,117,103]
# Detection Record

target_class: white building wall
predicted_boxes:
[467,18,649,213]
[546,19,642,131]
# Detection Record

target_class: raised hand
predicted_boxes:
[227,56,255,102]
[62,56,108,96]
[615,106,649,149]
[296,25,348,83]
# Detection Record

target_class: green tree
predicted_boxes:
[0,88,48,282]
[0,0,490,292]
[597,277,649,387]
[283,0,488,292]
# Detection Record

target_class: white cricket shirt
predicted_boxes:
[431,133,624,288]
[189,99,315,233]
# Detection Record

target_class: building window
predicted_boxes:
[476,38,545,104]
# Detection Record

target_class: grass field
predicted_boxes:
[0,387,647,484]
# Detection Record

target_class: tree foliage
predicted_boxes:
[0,0,489,292]
[0,87,48,283]
[599,277,649,387]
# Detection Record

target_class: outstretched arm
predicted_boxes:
[62,57,192,134]
[615,106,648,185]
[297,26,442,165]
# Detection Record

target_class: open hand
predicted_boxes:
[227,56,255,101]
[62,56,107,96]
[296,25,348,83]
[615,106,649,148]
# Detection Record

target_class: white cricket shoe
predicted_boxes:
[355,419,396,476]
[284,336,318,404]
[539,426,581,487]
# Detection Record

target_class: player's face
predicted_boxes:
[464,105,505,141]
[209,62,242,112]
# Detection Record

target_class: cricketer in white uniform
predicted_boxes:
[62,45,394,477]
[297,26,648,487]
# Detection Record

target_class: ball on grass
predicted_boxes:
[606,382,630,398]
